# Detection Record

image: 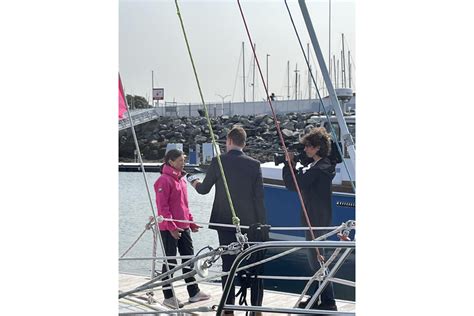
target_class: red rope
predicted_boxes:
[236,0,321,256]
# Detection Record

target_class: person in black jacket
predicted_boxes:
[282,126,338,312]
[190,126,267,314]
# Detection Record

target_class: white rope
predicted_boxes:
[156,216,343,231]
[120,255,196,261]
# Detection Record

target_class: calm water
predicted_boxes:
[119,171,355,300]
[119,171,219,276]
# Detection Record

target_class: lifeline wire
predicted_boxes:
[174,0,241,231]
[236,0,320,256]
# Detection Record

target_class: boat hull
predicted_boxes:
[263,183,355,241]
[262,183,356,301]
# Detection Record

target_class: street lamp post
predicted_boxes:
[216,94,231,116]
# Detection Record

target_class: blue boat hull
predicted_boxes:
[263,184,355,241]
[262,184,355,300]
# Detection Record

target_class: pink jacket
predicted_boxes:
[154,164,197,231]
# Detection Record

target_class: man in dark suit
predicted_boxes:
[190,126,267,315]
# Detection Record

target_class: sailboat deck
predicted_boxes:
[119,273,355,315]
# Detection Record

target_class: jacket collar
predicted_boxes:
[162,164,185,180]
[227,149,244,156]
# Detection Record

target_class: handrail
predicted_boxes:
[216,240,355,315]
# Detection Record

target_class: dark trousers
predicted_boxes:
[160,229,200,299]
[306,230,335,305]
[217,230,264,306]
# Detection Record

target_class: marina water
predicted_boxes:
[119,172,218,276]
[119,171,355,300]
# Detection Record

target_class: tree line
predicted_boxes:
[126,94,152,109]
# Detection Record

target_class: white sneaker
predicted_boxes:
[163,297,184,309]
[189,290,211,303]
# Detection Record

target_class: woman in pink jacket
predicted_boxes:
[154,149,210,308]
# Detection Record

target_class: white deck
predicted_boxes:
[119,273,355,315]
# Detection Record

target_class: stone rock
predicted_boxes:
[282,129,293,138]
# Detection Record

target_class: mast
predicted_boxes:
[299,73,302,100]
[348,50,352,88]
[333,55,336,88]
[294,63,299,100]
[151,70,154,107]
[328,0,331,83]
[242,41,246,103]
[298,0,355,183]
[336,59,339,89]
[307,43,311,100]
[266,53,270,96]
[342,33,346,88]
[287,60,290,100]
[252,43,256,102]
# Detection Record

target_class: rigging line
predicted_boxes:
[119,74,178,300]
[157,216,340,231]
[168,227,347,291]
[119,296,164,312]
[120,223,150,259]
[231,43,243,102]
[140,226,350,294]
[236,0,320,258]
[175,0,241,231]
[125,247,223,297]
[294,247,343,307]
[284,0,355,191]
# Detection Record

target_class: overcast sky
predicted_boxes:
[119,0,355,104]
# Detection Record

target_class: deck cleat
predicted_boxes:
[146,291,157,304]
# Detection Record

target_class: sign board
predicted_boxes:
[153,88,164,100]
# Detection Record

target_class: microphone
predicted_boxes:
[186,174,200,184]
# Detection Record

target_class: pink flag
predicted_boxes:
[119,74,127,119]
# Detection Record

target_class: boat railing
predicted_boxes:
[119,219,355,314]
[217,239,355,315]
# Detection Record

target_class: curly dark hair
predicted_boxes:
[301,127,331,158]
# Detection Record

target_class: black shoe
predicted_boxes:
[297,299,319,309]
[315,302,338,311]
[298,300,308,309]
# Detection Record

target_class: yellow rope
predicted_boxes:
[174,0,240,228]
